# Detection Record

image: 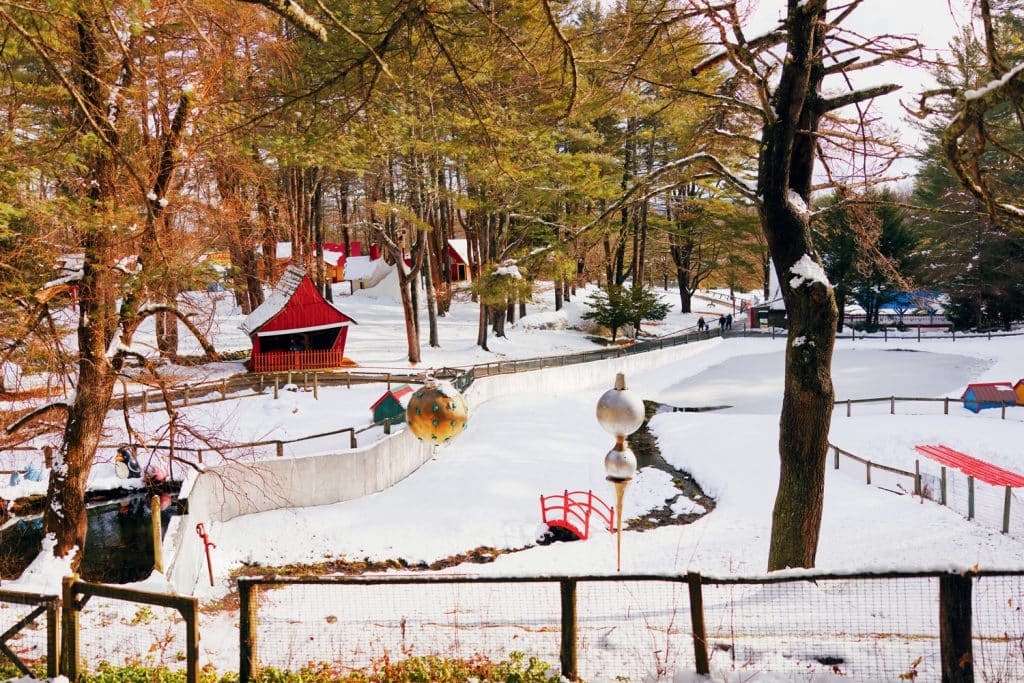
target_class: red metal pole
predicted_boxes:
[196,523,216,587]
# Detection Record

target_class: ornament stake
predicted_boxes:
[596,372,644,572]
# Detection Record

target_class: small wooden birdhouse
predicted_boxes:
[371,384,414,425]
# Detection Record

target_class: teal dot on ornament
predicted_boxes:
[415,408,421,415]
[432,419,439,426]
[416,392,423,398]
[450,420,456,426]
[450,402,457,409]
[432,404,439,412]
[431,435,438,441]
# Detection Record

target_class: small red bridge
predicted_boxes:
[914,444,1024,487]
[540,490,615,540]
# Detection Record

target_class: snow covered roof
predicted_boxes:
[323,250,344,267]
[239,264,352,335]
[343,255,382,281]
[447,238,470,263]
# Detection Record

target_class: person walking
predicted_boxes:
[726,313,733,330]
[697,316,705,332]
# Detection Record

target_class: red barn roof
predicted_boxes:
[240,265,355,336]
[961,382,1016,403]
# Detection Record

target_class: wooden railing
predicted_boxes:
[251,349,346,373]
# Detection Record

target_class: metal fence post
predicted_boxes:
[941,467,947,506]
[239,581,257,683]
[939,574,973,683]
[559,579,577,681]
[967,477,975,520]
[915,460,922,496]
[686,572,710,675]
[833,446,839,470]
[847,399,851,417]
[60,576,78,681]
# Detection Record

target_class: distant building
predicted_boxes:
[961,382,1017,413]
[447,239,472,282]
[370,384,414,425]
[239,265,356,373]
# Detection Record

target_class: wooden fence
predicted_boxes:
[836,395,1020,420]
[830,441,1019,535]
[237,569,1024,683]
[62,576,199,683]
[250,349,346,373]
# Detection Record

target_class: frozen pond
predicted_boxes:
[649,348,990,413]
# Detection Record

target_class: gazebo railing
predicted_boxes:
[252,349,346,373]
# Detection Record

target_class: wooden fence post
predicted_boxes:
[967,477,975,520]
[833,446,839,470]
[184,600,199,683]
[313,372,319,399]
[43,445,53,469]
[1003,486,1012,534]
[196,449,203,464]
[239,581,257,683]
[182,386,190,406]
[559,579,578,681]
[939,574,973,683]
[60,575,78,681]
[303,372,308,391]
[287,370,293,386]
[347,372,351,389]
[275,442,284,458]
[273,377,279,400]
[1001,402,1006,420]
[383,419,391,435]
[915,460,922,496]
[45,599,59,679]
[220,379,228,400]
[141,389,148,413]
[866,461,872,485]
[151,495,163,573]
[349,430,357,449]
[941,467,947,506]
[884,327,887,342]
[890,396,895,414]
[918,326,921,342]
[687,572,710,675]
[944,397,949,415]
[846,399,851,417]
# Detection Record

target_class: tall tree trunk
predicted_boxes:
[763,0,838,572]
[424,239,440,347]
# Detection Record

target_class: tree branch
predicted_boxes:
[237,0,327,42]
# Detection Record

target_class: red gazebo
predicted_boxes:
[240,265,356,373]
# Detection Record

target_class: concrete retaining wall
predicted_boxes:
[164,337,719,594]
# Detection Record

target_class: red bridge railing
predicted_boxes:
[540,489,615,541]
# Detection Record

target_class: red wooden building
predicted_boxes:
[240,265,356,373]
[447,238,471,282]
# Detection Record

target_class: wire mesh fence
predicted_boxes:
[0,590,58,678]
[237,571,1024,682]
[64,579,199,682]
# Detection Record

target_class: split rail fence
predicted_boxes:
[237,570,1024,683]
[831,395,1024,537]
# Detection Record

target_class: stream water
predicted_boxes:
[0,493,178,583]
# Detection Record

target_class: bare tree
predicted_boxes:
[689,0,917,569]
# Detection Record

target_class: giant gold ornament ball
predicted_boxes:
[406,383,469,445]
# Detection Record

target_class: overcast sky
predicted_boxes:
[743,0,976,182]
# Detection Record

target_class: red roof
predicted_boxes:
[370,384,413,410]
[915,444,1024,488]
[239,265,354,335]
[961,382,1016,403]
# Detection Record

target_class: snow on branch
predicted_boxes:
[237,0,327,42]
[4,402,71,435]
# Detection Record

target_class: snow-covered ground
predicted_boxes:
[5,276,1024,681]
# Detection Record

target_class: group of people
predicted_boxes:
[696,313,734,332]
